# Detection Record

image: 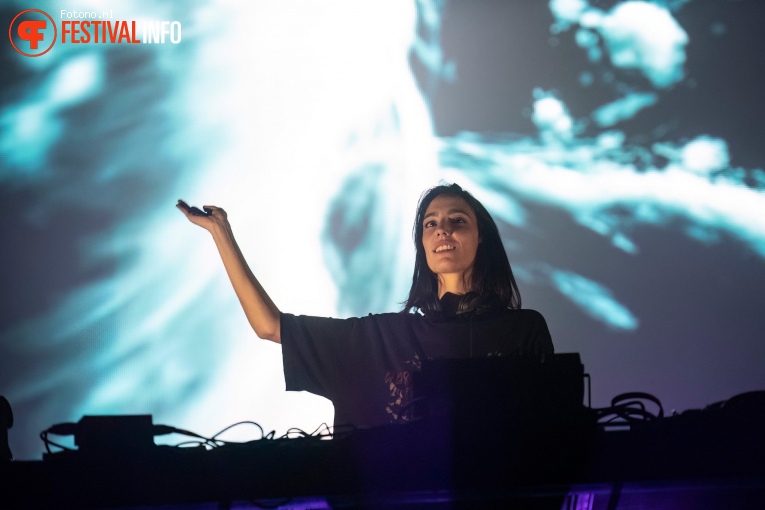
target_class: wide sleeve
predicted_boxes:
[280,312,356,400]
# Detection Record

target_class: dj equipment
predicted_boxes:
[1,396,12,461]
[412,353,592,429]
[8,356,765,509]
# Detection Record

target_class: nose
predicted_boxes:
[436,221,452,237]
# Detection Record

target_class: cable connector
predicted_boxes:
[152,424,177,436]
[46,422,78,436]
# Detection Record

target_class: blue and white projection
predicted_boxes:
[1,0,764,459]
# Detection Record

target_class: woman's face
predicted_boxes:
[421,195,480,282]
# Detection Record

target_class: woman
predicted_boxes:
[177,183,553,427]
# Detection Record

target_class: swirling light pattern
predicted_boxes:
[1,0,764,460]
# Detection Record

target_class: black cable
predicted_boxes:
[280,423,332,440]
[594,392,665,430]
[173,440,209,449]
[211,421,269,445]
[39,431,76,454]
[324,422,356,440]
[39,423,79,454]
[46,422,78,436]
[611,392,664,419]
[309,422,333,435]
[40,417,353,455]
[153,425,217,449]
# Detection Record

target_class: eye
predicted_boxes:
[450,217,467,224]
[424,220,436,228]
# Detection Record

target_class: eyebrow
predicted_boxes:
[423,208,473,220]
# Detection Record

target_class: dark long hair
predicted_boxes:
[402,183,521,314]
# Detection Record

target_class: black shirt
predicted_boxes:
[281,295,554,428]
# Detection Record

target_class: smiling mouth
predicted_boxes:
[435,244,455,253]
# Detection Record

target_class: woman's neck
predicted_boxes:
[437,272,471,299]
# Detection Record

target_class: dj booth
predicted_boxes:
[3,354,765,509]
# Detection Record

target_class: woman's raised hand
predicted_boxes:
[176,200,228,232]
[175,199,281,342]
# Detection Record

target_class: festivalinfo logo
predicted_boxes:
[9,8,183,57]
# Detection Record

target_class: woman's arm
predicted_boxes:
[176,200,281,343]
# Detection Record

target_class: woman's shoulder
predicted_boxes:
[487,307,549,324]
[509,308,547,319]
[282,311,419,326]
[346,311,421,328]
